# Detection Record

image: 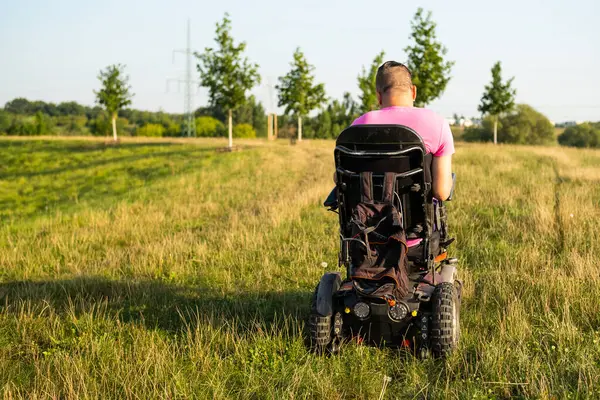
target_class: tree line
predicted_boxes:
[1,8,598,148]
[0,8,455,144]
[463,61,600,148]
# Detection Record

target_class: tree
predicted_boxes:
[200,95,267,138]
[35,111,47,135]
[8,116,37,135]
[94,64,134,141]
[233,123,256,138]
[498,104,554,144]
[195,13,261,149]
[57,101,86,116]
[357,50,385,114]
[0,110,11,134]
[276,47,327,142]
[4,98,33,114]
[195,116,225,137]
[329,92,359,134]
[478,61,516,144]
[558,123,600,148]
[305,92,358,139]
[404,8,454,107]
[89,114,127,137]
[136,123,165,137]
[85,106,103,121]
[463,115,496,143]
[498,104,556,144]
[464,104,552,145]
[39,102,59,117]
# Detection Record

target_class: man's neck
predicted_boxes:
[381,97,414,108]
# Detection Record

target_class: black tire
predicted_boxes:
[430,282,460,358]
[308,283,331,352]
[307,273,341,354]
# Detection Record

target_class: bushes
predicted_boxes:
[463,104,554,144]
[450,126,464,141]
[499,104,554,145]
[0,110,11,134]
[233,123,256,138]
[195,118,256,138]
[2,97,189,137]
[196,116,225,137]
[55,115,88,135]
[136,123,165,137]
[463,116,495,142]
[164,121,181,137]
[6,116,38,135]
[558,123,600,148]
[88,116,129,136]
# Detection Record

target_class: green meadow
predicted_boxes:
[1,137,599,399]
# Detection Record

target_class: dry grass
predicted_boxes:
[0,138,599,399]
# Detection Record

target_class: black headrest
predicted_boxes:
[336,124,425,149]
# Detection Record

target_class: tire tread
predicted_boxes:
[430,282,460,358]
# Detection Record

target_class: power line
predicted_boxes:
[167,19,199,137]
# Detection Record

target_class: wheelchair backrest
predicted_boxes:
[334,124,434,243]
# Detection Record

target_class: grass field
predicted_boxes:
[1,136,600,399]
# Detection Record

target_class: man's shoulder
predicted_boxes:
[352,107,447,126]
[409,107,447,123]
[351,111,377,126]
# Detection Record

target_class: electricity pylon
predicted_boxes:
[167,19,199,137]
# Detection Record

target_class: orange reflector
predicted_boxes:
[401,339,411,348]
[434,252,448,263]
[388,299,396,307]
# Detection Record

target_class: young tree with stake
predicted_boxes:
[404,8,454,107]
[357,50,385,114]
[195,13,260,149]
[276,48,326,142]
[478,61,516,144]
[94,64,133,141]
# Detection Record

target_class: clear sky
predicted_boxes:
[1,0,599,122]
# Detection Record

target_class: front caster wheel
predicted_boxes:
[307,273,341,354]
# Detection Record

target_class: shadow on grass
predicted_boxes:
[0,277,310,336]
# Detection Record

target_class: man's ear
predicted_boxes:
[412,85,417,101]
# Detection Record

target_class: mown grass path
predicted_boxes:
[1,137,599,399]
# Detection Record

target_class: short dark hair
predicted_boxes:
[375,61,413,94]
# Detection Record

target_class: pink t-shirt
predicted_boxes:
[351,106,455,156]
[351,106,454,247]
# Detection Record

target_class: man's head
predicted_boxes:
[375,61,417,108]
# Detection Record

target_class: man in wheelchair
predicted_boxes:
[312,61,460,358]
[352,61,454,200]
[327,60,455,202]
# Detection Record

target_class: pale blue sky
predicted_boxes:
[1,0,599,122]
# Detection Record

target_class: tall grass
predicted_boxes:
[1,137,599,399]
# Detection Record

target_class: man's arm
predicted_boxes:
[432,155,453,201]
[431,116,455,201]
